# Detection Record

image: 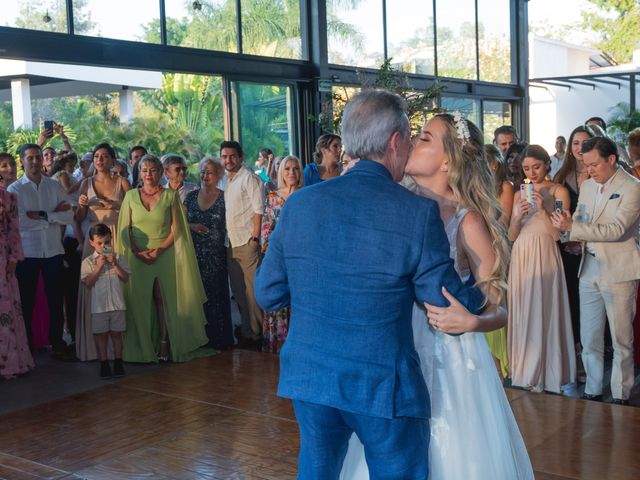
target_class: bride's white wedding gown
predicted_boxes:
[339,209,535,480]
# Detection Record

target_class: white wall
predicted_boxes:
[530,81,638,153]
[529,34,598,79]
[528,34,639,153]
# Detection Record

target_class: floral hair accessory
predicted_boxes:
[452,111,471,145]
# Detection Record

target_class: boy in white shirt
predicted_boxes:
[81,224,130,379]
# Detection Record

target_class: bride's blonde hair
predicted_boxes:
[435,113,510,305]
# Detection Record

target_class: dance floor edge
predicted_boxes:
[0,350,637,480]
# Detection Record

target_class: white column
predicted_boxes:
[119,87,135,124]
[11,78,32,130]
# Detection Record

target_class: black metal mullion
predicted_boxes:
[433,0,438,77]
[474,0,480,81]
[382,0,388,61]
[510,0,519,85]
[514,0,529,140]
[300,0,310,61]
[236,0,243,54]
[159,0,167,45]
[630,74,637,114]
[66,0,74,34]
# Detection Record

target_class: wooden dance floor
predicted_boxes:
[0,350,638,479]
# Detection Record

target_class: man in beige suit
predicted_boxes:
[553,136,640,405]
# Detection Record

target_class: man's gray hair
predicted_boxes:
[341,89,409,161]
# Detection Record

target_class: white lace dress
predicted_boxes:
[340,209,534,480]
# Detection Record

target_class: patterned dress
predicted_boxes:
[0,189,34,378]
[184,189,233,350]
[260,190,291,353]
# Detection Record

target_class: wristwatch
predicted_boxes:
[38,210,48,221]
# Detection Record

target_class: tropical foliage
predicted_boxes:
[583,0,640,64]
[607,102,640,144]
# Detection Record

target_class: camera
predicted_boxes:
[44,120,54,131]
[102,245,113,255]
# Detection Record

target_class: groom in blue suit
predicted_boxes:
[255,90,484,480]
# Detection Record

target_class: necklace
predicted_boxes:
[140,186,161,196]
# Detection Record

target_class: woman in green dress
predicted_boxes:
[117,154,209,362]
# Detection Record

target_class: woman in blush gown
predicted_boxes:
[508,145,575,394]
[340,114,534,480]
[75,143,131,361]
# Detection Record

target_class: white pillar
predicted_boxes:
[11,78,32,130]
[119,87,135,124]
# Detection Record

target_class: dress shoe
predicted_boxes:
[611,398,629,406]
[100,361,112,379]
[113,358,125,377]
[581,393,603,402]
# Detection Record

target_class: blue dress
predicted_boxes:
[303,163,322,186]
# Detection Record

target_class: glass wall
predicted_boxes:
[482,100,512,143]
[74,0,160,42]
[326,0,514,84]
[327,0,384,68]
[441,96,480,127]
[0,1,515,83]
[0,0,68,33]
[165,0,238,52]
[386,0,435,75]
[0,0,304,59]
[8,73,226,174]
[435,0,477,80]
[478,0,512,83]
[241,0,302,59]
[232,82,294,168]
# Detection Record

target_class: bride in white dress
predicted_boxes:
[340,113,534,480]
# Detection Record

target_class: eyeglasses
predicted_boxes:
[172,166,188,172]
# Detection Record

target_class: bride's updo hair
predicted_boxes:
[435,113,510,305]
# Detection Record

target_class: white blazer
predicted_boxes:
[570,168,640,282]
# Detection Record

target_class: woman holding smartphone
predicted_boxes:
[507,145,576,394]
[75,143,131,361]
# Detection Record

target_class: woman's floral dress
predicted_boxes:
[260,190,291,353]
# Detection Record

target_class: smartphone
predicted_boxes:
[102,245,113,255]
[554,199,563,214]
[520,183,536,211]
[44,120,54,131]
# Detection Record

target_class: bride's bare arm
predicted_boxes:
[424,211,507,334]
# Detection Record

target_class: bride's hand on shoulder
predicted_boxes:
[424,287,479,334]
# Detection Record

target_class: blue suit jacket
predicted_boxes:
[255,160,484,419]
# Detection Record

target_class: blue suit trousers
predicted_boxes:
[293,400,429,480]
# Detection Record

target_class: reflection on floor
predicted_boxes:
[0,350,638,479]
